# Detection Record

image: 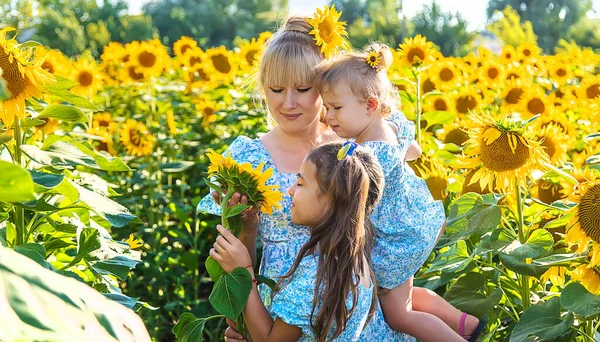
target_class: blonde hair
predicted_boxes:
[314,43,400,117]
[258,16,324,89]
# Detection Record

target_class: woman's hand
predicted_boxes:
[210,225,253,273]
[212,191,259,232]
[405,140,422,161]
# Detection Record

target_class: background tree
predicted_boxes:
[412,1,476,56]
[487,0,592,52]
[344,0,410,49]
[565,17,600,51]
[487,5,537,47]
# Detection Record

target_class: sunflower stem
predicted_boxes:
[415,70,422,146]
[13,118,26,246]
[515,182,530,311]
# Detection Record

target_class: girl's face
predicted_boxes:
[321,83,371,139]
[264,84,324,134]
[288,159,329,227]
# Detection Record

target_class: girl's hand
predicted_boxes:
[212,191,259,232]
[224,318,249,342]
[210,225,253,273]
[405,141,422,161]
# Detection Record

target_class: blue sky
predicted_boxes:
[128,0,600,32]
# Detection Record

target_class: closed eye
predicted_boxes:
[297,87,311,93]
[270,87,283,93]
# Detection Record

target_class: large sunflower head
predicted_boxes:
[533,124,570,166]
[119,119,155,157]
[204,46,238,85]
[564,179,600,271]
[0,27,55,128]
[70,56,104,98]
[173,36,198,58]
[128,40,169,78]
[306,5,349,59]
[461,113,550,192]
[397,34,437,68]
[428,59,464,91]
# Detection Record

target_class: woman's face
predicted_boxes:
[264,84,323,134]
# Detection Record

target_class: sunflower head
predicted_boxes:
[119,119,155,157]
[532,178,566,205]
[365,50,381,69]
[173,36,198,58]
[397,34,437,68]
[204,46,238,84]
[306,5,349,59]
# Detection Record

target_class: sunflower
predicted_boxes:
[412,157,450,201]
[120,61,147,84]
[517,85,550,119]
[461,167,494,195]
[541,265,566,287]
[306,5,349,59]
[128,40,169,78]
[424,93,451,113]
[204,46,238,84]
[532,178,566,205]
[560,168,600,198]
[563,179,600,275]
[194,97,220,126]
[173,36,198,58]
[87,126,116,156]
[439,121,470,148]
[180,46,204,70]
[365,50,381,69]
[166,109,177,134]
[461,113,550,192]
[31,117,60,141]
[397,34,437,68]
[34,46,70,77]
[0,27,55,128]
[70,56,104,98]
[534,124,570,166]
[183,65,216,91]
[450,87,481,116]
[125,234,144,250]
[92,112,117,134]
[499,45,517,65]
[577,75,600,102]
[119,119,155,157]
[238,37,262,71]
[101,42,127,65]
[571,264,600,294]
[500,78,525,113]
[428,59,463,91]
[535,109,577,138]
[516,42,541,62]
[547,58,572,86]
[478,61,505,89]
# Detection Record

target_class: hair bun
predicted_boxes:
[283,16,312,35]
[365,43,393,71]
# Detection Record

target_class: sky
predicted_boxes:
[128,0,600,32]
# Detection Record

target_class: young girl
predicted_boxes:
[210,142,384,341]
[314,44,486,342]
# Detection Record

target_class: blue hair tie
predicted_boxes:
[337,141,359,160]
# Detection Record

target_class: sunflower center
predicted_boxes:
[318,21,333,41]
[522,49,531,57]
[555,89,564,99]
[535,179,564,204]
[455,95,477,114]
[506,88,523,104]
[189,56,202,67]
[487,67,499,79]
[203,107,214,116]
[527,98,545,114]
[480,131,530,172]
[369,56,377,63]
[139,51,157,68]
[556,68,567,77]
[211,53,231,73]
[246,49,259,65]
[425,176,447,201]
[42,61,54,74]
[444,128,469,146]
[0,46,28,100]
[422,78,436,93]
[180,45,191,55]
[586,84,600,99]
[434,98,448,111]
[505,52,512,59]
[128,66,144,81]
[540,137,556,158]
[578,184,600,243]
[506,72,519,80]
[130,129,142,147]
[78,71,93,87]
[407,48,425,64]
[440,68,454,82]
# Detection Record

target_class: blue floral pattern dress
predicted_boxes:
[270,254,374,341]
[361,112,446,289]
[198,135,415,341]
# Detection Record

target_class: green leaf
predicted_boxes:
[161,161,195,173]
[225,215,244,236]
[584,132,600,142]
[38,104,90,124]
[173,313,206,342]
[209,267,253,320]
[0,161,35,202]
[531,253,585,267]
[444,272,502,317]
[204,178,223,198]
[44,83,100,110]
[205,256,224,281]
[427,240,472,274]
[0,134,13,144]
[102,293,139,309]
[499,229,554,277]
[30,170,63,189]
[509,297,574,342]
[422,91,445,99]
[180,251,199,271]
[422,110,456,129]
[256,274,278,292]
[72,182,139,228]
[45,75,79,90]
[89,256,139,280]
[587,154,600,165]
[72,228,102,265]
[223,204,250,218]
[13,244,47,267]
[560,282,600,318]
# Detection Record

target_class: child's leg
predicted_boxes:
[379,277,465,342]
[412,286,480,337]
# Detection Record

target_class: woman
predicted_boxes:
[198,16,414,342]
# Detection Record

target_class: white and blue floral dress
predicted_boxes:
[197,135,415,341]
[362,112,446,289]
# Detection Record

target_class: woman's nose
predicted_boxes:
[283,91,297,109]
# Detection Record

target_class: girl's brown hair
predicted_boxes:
[279,142,384,341]
[314,42,400,117]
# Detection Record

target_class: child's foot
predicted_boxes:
[459,313,483,341]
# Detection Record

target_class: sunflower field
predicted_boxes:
[1,9,600,341]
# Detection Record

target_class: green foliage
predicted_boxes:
[487,0,592,52]
[565,17,600,51]
[345,0,411,49]
[487,5,537,47]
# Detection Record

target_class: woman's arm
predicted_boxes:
[211,226,303,341]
